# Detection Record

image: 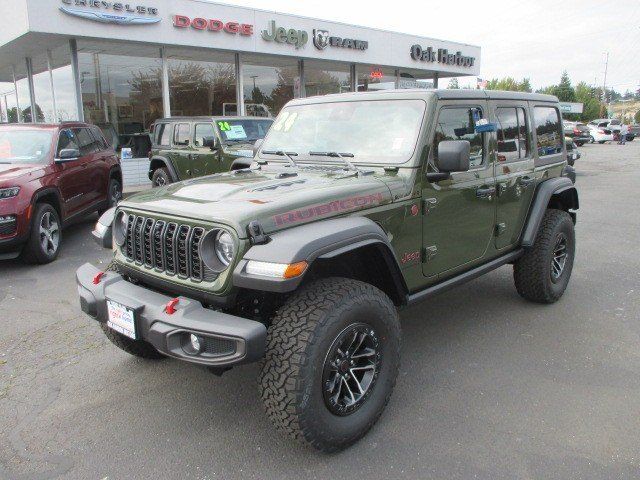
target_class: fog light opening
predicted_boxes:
[182,332,205,356]
[190,334,202,353]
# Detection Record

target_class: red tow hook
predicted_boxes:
[93,271,106,285]
[165,298,180,315]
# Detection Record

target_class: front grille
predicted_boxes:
[203,336,237,357]
[0,217,16,237]
[120,213,214,282]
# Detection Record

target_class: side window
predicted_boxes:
[496,107,530,162]
[194,123,216,147]
[533,106,562,157]
[74,128,99,155]
[90,126,108,151]
[433,107,484,168]
[156,124,171,146]
[173,123,191,146]
[57,129,80,155]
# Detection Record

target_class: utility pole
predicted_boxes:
[601,52,609,117]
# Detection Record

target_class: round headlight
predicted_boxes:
[114,211,128,246]
[215,230,235,266]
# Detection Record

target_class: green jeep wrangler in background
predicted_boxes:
[79,89,578,452]
[149,116,273,187]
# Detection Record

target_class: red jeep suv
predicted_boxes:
[0,122,122,264]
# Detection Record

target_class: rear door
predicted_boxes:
[493,102,536,250]
[168,122,194,179]
[422,100,496,279]
[73,127,105,206]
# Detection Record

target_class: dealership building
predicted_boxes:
[0,0,481,133]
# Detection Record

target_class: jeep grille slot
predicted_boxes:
[121,215,215,283]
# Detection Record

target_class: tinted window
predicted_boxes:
[433,107,484,168]
[74,128,100,155]
[90,126,109,151]
[216,119,273,143]
[533,107,562,157]
[496,107,529,162]
[174,123,190,145]
[156,124,171,146]
[57,129,80,155]
[194,123,216,147]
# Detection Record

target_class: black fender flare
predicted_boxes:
[108,164,123,184]
[148,156,179,182]
[32,187,64,215]
[232,217,408,298]
[521,177,579,247]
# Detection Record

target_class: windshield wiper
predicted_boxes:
[309,151,359,172]
[262,150,299,168]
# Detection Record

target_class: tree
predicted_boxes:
[447,78,459,89]
[519,78,532,93]
[554,71,576,102]
[635,110,640,124]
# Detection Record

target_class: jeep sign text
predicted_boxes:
[410,44,475,68]
[261,20,308,49]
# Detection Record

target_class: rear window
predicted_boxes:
[174,123,190,145]
[533,106,562,157]
[155,124,171,146]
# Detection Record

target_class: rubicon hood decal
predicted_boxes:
[60,7,161,25]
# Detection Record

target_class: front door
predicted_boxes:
[168,123,194,179]
[492,102,536,249]
[55,129,92,216]
[422,102,496,279]
[192,123,221,176]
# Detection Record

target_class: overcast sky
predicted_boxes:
[218,0,639,93]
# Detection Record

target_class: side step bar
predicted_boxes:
[406,249,524,306]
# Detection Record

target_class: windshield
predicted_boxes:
[0,130,54,164]
[216,119,273,143]
[260,99,427,165]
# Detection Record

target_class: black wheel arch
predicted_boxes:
[233,217,409,306]
[32,187,64,220]
[108,165,123,184]
[148,156,179,182]
[521,177,579,248]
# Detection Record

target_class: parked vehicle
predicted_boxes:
[80,90,578,452]
[565,137,580,166]
[149,117,274,187]
[0,122,121,263]
[563,121,590,146]
[587,120,614,144]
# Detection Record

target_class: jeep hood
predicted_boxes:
[0,163,44,185]
[121,167,408,237]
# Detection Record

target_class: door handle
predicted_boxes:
[520,176,535,187]
[476,186,496,199]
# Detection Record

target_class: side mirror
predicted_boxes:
[56,148,80,162]
[253,138,264,156]
[202,136,219,150]
[92,207,115,250]
[436,140,470,172]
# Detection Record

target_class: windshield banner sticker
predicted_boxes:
[273,193,385,226]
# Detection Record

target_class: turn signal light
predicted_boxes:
[283,261,308,279]
[245,260,308,279]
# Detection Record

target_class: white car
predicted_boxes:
[587,120,614,144]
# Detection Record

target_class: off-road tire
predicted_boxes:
[259,277,401,453]
[151,167,171,188]
[99,323,165,359]
[21,203,62,264]
[514,209,575,304]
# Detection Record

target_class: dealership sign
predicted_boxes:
[410,44,475,68]
[60,0,160,25]
[173,15,253,35]
[313,29,368,51]
[261,20,308,49]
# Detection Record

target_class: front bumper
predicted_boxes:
[76,263,267,367]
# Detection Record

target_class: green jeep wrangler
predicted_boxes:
[149,116,273,187]
[79,89,578,452]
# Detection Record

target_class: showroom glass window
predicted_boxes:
[0,81,16,123]
[167,50,236,117]
[356,66,395,92]
[304,60,351,96]
[432,107,485,168]
[533,106,562,156]
[78,50,163,134]
[242,54,299,118]
[496,107,529,162]
[50,46,77,122]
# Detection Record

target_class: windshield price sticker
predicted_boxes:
[218,121,232,131]
[225,125,248,140]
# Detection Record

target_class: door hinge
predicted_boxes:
[422,245,438,263]
[495,222,507,236]
[422,198,437,214]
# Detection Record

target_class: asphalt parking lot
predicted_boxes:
[1,141,639,480]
